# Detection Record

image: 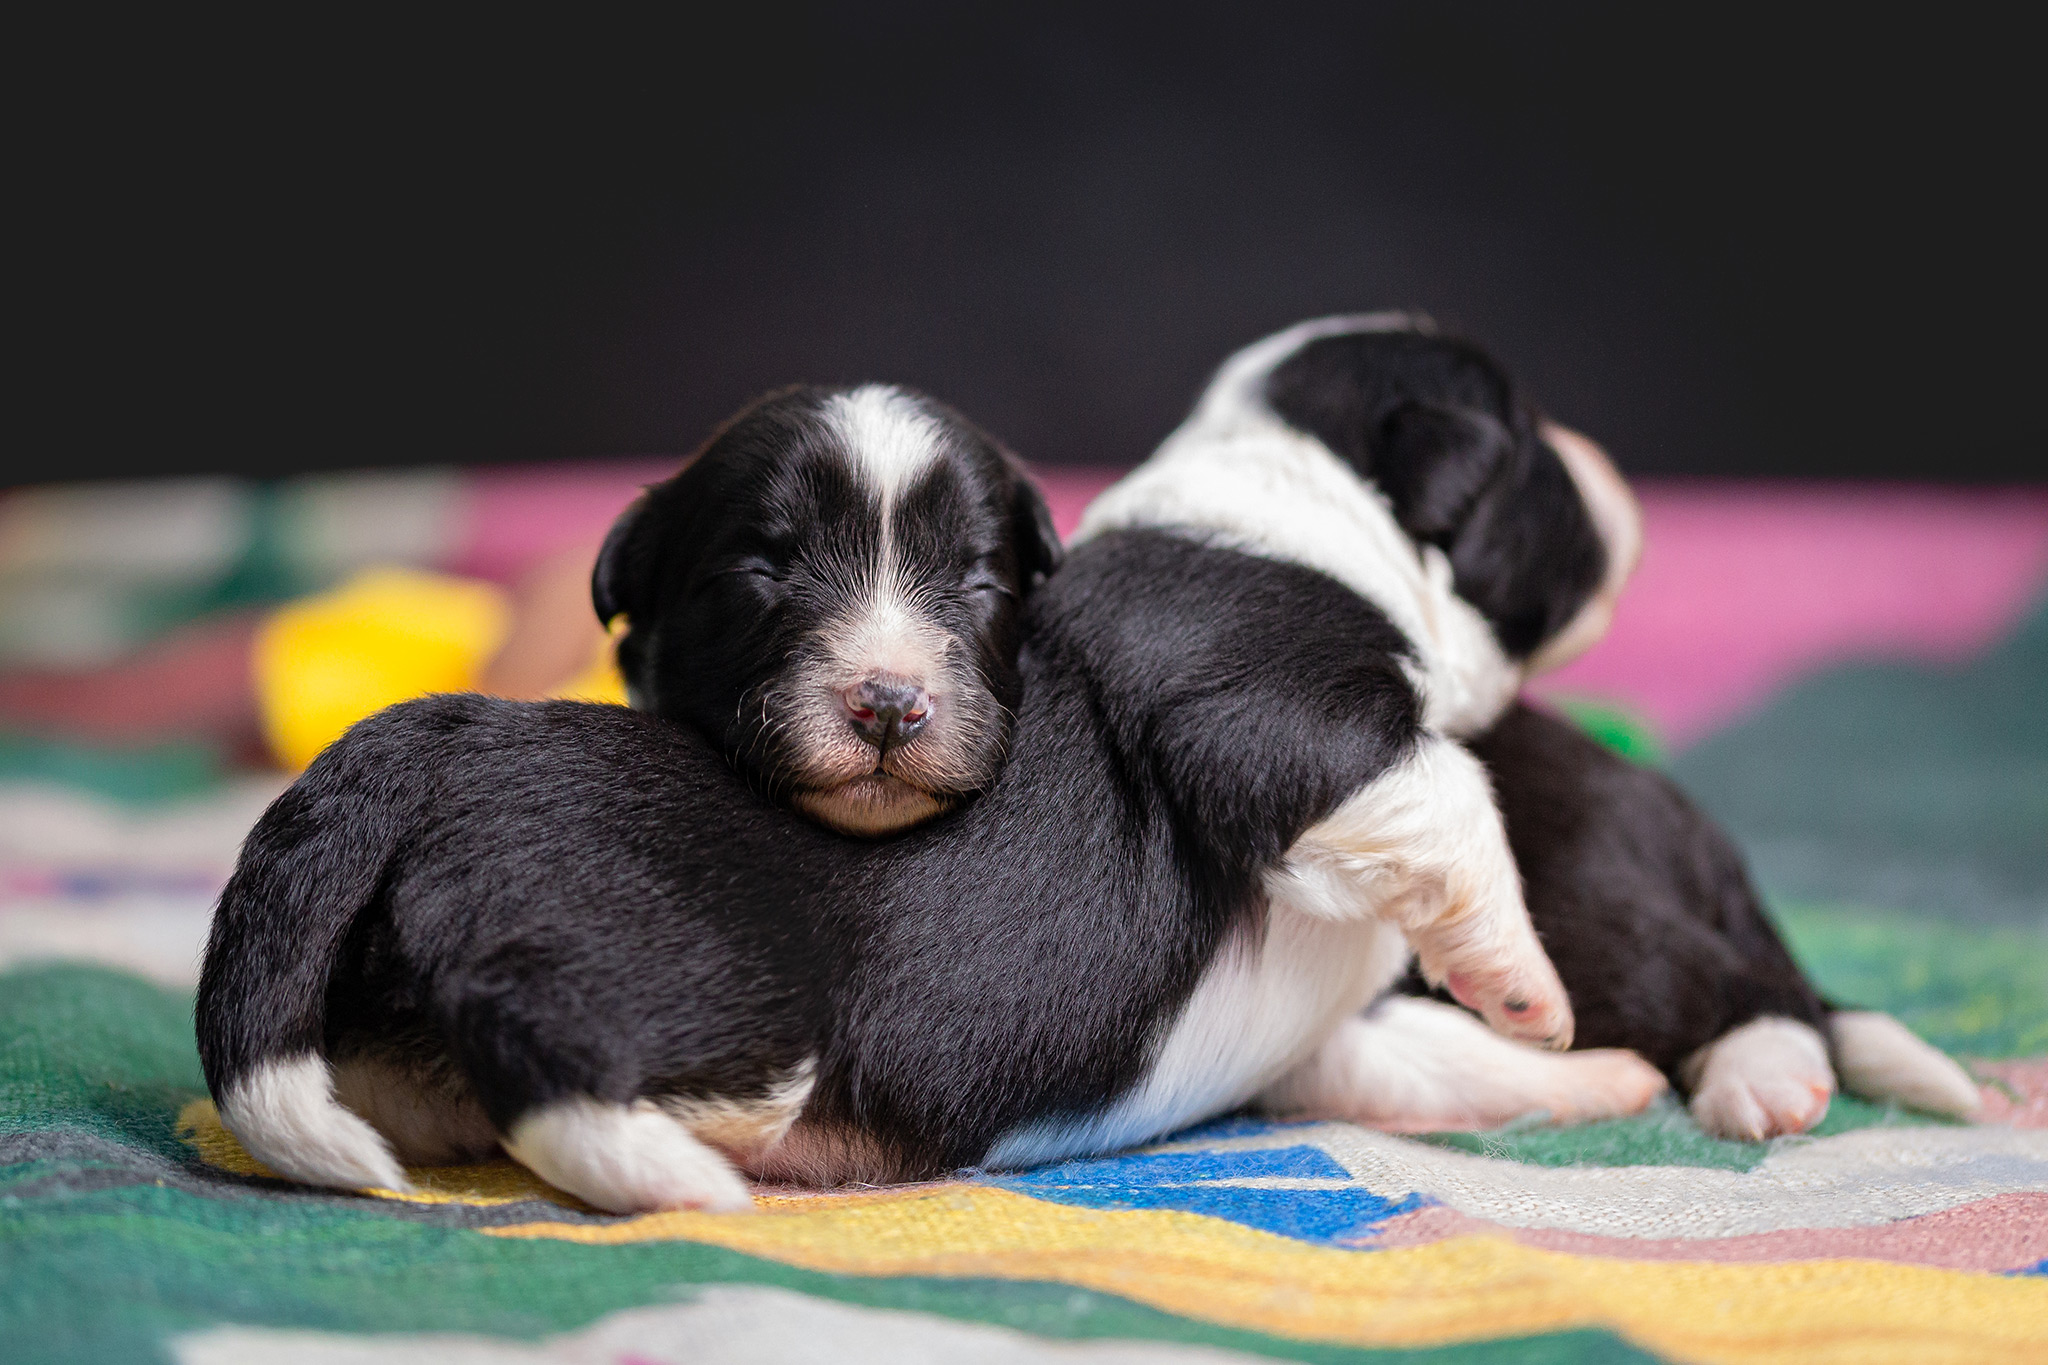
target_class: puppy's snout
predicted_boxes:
[841,676,931,752]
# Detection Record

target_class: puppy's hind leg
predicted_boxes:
[504,1098,754,1215]
[1261,996,1666,1131]
[440,965,754,1215]
[1296,733,1573,1048]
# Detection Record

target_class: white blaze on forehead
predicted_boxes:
[826,385,946,512]
[815,385,954,688]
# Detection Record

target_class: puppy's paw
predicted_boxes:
[1683,1017,1835,1141]
[506,1098,755,1214]
[1436,955,1574,1052]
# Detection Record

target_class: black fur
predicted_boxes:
[1406,702,1830,1085]
[1263,328,1607,657]
[197,532,1422,1175]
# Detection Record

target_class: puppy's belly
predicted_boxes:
[984,878,1408,1170]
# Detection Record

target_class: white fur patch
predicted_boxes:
[1291,734,1570,1048]
[827,385,945,509]
[1073,397,1519,737]
[1831,1010,1983,1119]
[504,1098,754,1214]
[1259,996,1665,1131]
[1682,1016,1836,1140]
[218,1054,411,1194]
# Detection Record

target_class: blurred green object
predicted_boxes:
[1677,599,2047,926]
[1550,695,1668,766]
[0,732,226,805]
[1774,899,2048,1058]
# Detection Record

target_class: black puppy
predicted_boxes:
[199,357,1659,1212]
[591,382,1060,836]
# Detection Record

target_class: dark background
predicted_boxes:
[18,5,2041,485]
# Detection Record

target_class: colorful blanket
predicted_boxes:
[3,472,2046,1363]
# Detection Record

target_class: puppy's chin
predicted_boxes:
[793,773,951,837]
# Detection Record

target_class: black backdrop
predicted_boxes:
[17,5,2042,485]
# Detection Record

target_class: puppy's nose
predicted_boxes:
[841,677,931,752]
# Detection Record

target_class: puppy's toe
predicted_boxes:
[1691,1073,1832,1141]
[1438,955,1574,1051]
[1683,1017,1836,1141]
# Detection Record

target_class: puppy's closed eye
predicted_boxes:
[963,560,1016,598]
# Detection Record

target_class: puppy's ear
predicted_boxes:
[1010,471,1064,588]
[591,493,651,626]
[1374,402,1514,544]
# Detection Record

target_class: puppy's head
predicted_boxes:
[1251,316,1641,673]
[593,384,1061,836]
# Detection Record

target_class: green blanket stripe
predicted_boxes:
[0,967,205,1161]
[0,732,232,807]
[0,1186,1657,1365]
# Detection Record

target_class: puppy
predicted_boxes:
[592,383,1060,834]
[199,357,1662,1212]
[1152,313,1977,1137]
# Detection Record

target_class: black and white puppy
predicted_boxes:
[1135,313,1978,1137]
[593,383,1060,835]
[199,358,1663,1213]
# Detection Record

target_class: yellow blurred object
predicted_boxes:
[253,568,513,771]
[253,566,630,771]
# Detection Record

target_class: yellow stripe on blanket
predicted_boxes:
[486,1185,2047,1365]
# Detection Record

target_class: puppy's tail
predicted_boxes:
[196,738,424,1194]
[1829,1010,1983,1119]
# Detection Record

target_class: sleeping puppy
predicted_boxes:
[1149,313,1977,1137]
[198,367,1662,1214]
[592,383,1060,834]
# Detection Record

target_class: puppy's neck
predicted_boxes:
[1072,412,1520,737]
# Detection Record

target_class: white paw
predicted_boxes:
[505,1098,755,1214]
[1684,1017,1835,1141]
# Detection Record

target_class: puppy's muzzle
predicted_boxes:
[840,675,931,755]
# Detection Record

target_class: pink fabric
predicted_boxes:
[452,460,678,583]
[1359,1192,2048,1271]
[1537,483,2048,748]
[1974,1059,2048,1130]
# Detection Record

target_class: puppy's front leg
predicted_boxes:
[1290,732,1573,1048]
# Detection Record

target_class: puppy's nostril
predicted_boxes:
[841,677,932,752]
